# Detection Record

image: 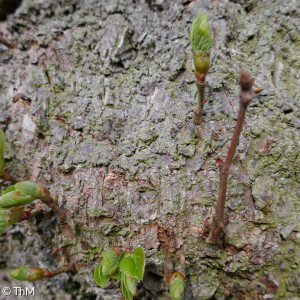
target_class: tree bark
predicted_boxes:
[0,1,299,299]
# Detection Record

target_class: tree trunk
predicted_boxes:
[0,0,299,299]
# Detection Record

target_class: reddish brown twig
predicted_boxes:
[37,189,65,219]
[45,263,75,278]
[207,70,254,244]
[193,82,205,125]
[47,201,65,219]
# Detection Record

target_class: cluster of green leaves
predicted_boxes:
[0,181,39,209]
[0,181,60,235]
[0,182,38,235]
[0,181,56,209]
[190,12,212,54]
[94,247,145,300]
[169,272,185,300]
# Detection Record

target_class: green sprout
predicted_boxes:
[169,272,185,300]
[0,181,64,218]
[0,182,38,209]
[94,247,145,300]
[0,181,64,235]
[11,267,49,281]
[10,264,75,281]
[190,12,213,125]
[190,12,212,55]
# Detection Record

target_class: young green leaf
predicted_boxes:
[169,272,185,285]
[102,250,119,275]
[10,266,30,281]
[0,181,40,209]
[10,267,48,281]
[111,270,121,280]
[15,181,39,197]
[190,12,212,53]
[131,247,145,280]
[0,191,36,209]
[118,251,126,262]
[169,272,185,300]
[124,274,137,295]
[119,247,145,281]
[170,280,185,300]
[119,257,140,281]
[110,251,126,280]
[94,261,110,288]
[3,186,16,194]
[121,272,133,300]
[95,247,145,299]
[119,257,134,276]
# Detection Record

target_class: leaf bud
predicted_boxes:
[36,186,53,204]
[0,191,35,209]
[6,207,25,225]
[193,51,210,82]
[190,12,212,54]
[15,181,39,198]
[10,267,49,281]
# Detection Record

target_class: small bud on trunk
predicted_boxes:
[168,271,185,286]
[10,267,49,281]
[6,207,25,225]
[15,181,39,197]
[193,51,210,82]
[36,186,53,204]
[0,191,35,209]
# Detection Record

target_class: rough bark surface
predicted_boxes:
[0,0,299,299]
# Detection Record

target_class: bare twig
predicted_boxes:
[193,82,205,125]
[207,69,254,244]
[47,201,65,219]
[37,187,65,219]
[46,263,75,277]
